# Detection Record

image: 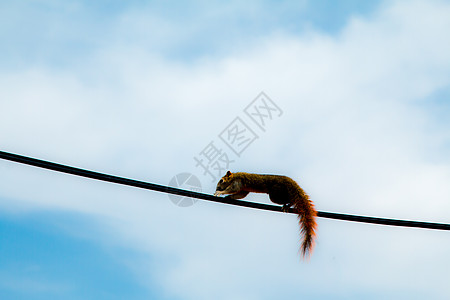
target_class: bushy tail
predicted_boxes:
[294,189,317,258]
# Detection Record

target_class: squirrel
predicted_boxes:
[214,171,317,257]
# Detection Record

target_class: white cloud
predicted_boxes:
[1,0,450,299]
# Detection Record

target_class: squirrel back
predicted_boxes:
[214,171,317,257]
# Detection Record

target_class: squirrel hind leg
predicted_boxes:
[269,193,292,213]
[282,203,292,213]
[269,192,290,205]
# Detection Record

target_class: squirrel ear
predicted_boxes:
[225,171,232,177]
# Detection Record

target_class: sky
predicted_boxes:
[1,0,450,299]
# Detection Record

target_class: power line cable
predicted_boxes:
[0,150,449,231]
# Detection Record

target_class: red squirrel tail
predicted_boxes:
[293,189,317,258]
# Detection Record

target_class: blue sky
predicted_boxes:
[1,0,380,67]
[0,212,155,300]
[1,0,450,299]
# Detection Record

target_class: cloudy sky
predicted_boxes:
[1,0,450,299]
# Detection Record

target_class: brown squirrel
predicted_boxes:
[214,171,317,257]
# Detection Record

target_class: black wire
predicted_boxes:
[1,150,449,231]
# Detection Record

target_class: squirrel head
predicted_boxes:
[214,171,234,196]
